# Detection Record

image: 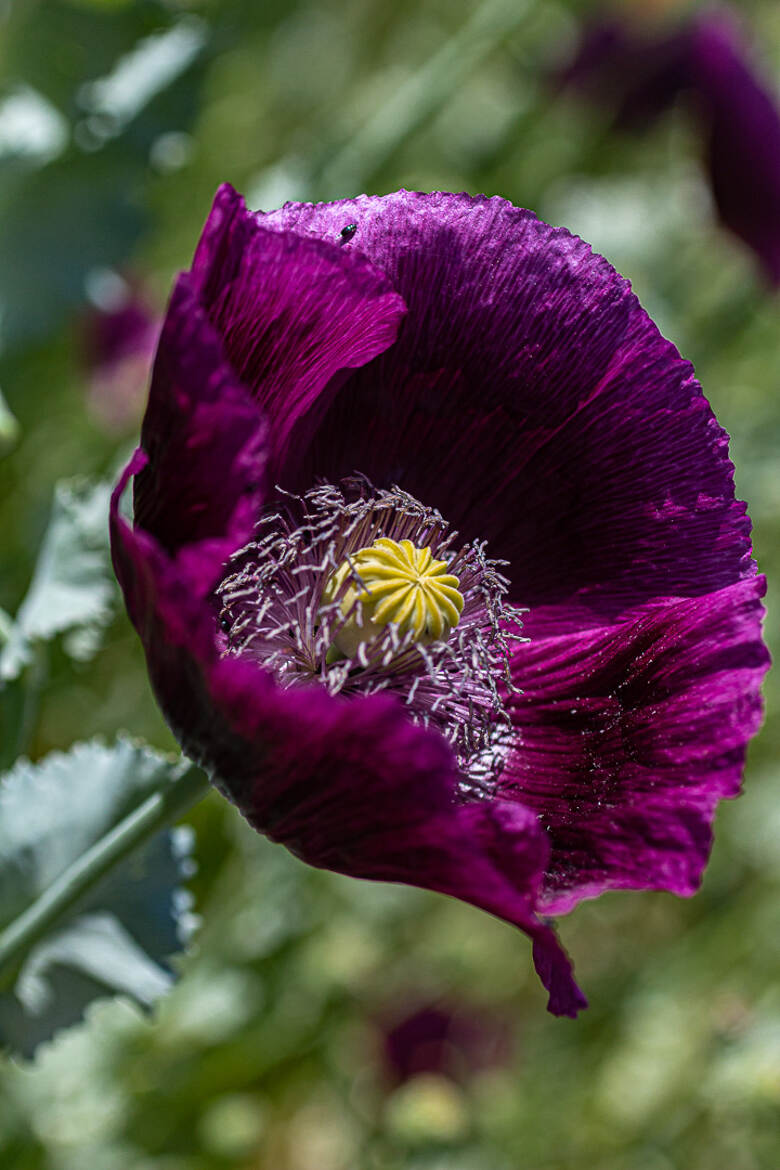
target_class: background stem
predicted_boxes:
[310,0,532,197]
[0,764,211,988]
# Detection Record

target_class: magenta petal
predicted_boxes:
[258,192,751,629]
[190,183,407,476]
[532,933,586,1019]
[502,577,769,915]
[205,660,586,1016]
[111,478,586,1018]
[133,276,268,596]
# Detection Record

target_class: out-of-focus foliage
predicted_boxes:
[0,0,778,1166]
[0,479,115,684]
[0,476,116,772]
[0,740,197,1058]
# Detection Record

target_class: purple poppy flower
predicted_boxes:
[110,184,768,1017]
[560,8,780,283]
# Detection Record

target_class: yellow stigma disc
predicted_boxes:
[323,537,464,659]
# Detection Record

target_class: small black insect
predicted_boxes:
[339,223,358,243]
[219,616,232,633]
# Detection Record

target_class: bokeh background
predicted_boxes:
[1,0,779,1167]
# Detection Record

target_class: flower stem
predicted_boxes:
[0,763,211,988]
[13,644,48,763]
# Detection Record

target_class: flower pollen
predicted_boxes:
[323,536,465,659]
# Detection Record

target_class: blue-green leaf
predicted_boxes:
[0,740,200,1058]
[0,478,115,681]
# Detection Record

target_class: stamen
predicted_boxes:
[215,476,527,790]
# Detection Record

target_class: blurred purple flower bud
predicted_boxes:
[381,1001,512,1086]
[560,7,780,283]
[82,278,161,433]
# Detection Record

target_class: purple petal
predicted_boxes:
[190,183,407,477]
[132,277,268,597]
[206,657,585,1016]
[259,191,751,630]
[501,577,769,915]
[111,477,586,1017]
[691,13,780,284]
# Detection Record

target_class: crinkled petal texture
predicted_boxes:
[260,189,757,625]
[258,188,767,907]
[504,579,767,914]
[112,184,767,1017]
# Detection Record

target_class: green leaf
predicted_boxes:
[0,478,116,681]
[0,739,204,1057]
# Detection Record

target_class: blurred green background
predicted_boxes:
[1,0,779,1167]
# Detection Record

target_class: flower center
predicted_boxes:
[216,477,525,790]
[323,537,465,659]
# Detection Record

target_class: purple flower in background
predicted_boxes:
[558,17,691,130]
[110,184,768,1017]
[691,13,780,284]
[561,8,780,283]
[82,281,161,433]
[381,1000,511,1086]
